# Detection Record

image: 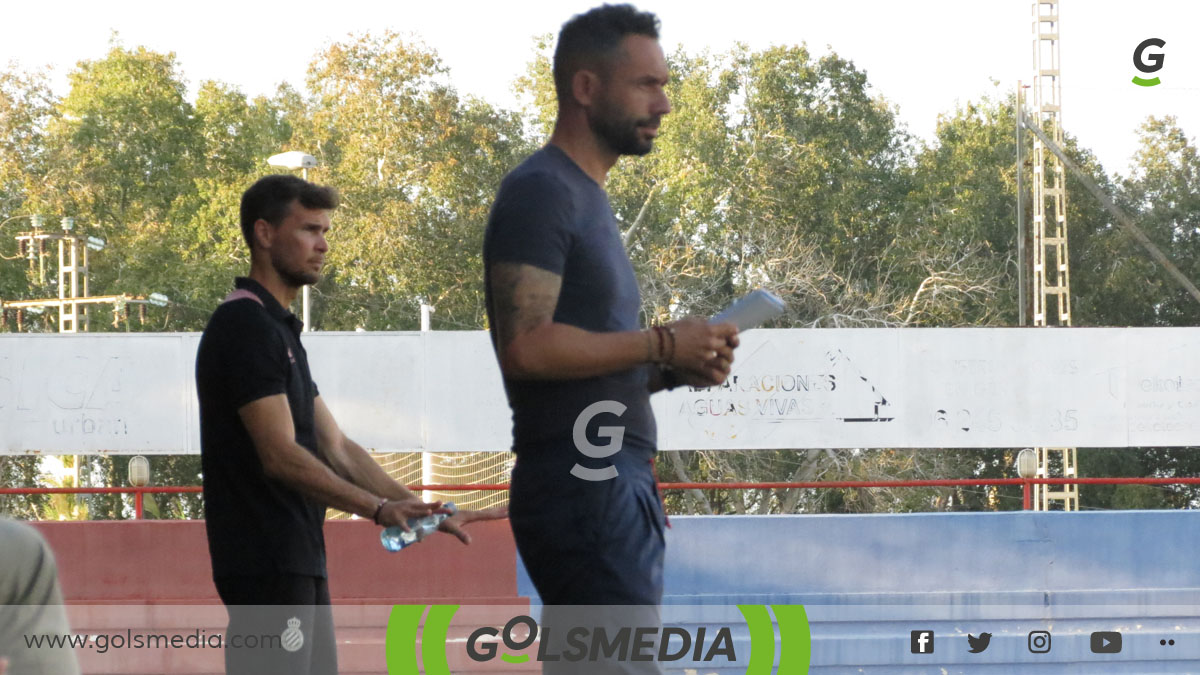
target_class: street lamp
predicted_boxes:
[128,456,151,487]
[1016,448,1037,510]
[128,455,151,519]
[267,151,319,332]
[267,151,317,172]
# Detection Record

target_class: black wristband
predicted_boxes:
[372,498,389,525]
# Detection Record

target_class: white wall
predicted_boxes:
[2,328,1198,454]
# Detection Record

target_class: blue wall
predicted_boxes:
[518,511,1200,673]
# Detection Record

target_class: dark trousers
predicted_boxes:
[214,574,337,675]
[510,446,667,674]
[510,446,666,605]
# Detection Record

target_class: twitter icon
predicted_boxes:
[967,633,992,653]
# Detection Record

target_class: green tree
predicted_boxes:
[0,456,47,518]
[124,82,296,330]
[291,32,532,330]
[1098,116,1200,327]
[0,65,57,317]
[40,43,199,228]
[0,66,55,222]
[26,42,202,331]
[892,95,1019,327]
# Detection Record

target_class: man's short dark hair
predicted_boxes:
[553,4,660,104]
[239,174,339,250]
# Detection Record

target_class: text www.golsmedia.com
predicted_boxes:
[24,630,282,654]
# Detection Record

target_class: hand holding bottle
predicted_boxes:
[380,503,457,552]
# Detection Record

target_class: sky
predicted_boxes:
[3,0,1199,177]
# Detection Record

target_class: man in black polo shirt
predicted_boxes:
[197,175,503,675]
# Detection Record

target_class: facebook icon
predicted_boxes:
[911,630,935,654]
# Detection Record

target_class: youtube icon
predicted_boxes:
[1091,631,1122,654]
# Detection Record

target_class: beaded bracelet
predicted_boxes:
[372,498,389,525]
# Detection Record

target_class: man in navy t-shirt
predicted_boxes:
[484,4,739,613]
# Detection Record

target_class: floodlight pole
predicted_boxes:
[1016,81,1027,327]
[267,151,319,331]
[301,166,311,332]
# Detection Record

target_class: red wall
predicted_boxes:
[31,520,520,604]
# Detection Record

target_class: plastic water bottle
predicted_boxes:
[380,502,456,552]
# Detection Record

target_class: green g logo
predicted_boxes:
[1133,38,1165,87]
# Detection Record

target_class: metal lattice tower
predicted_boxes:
[5,218,160,332]
[56,226,89,332]
[1030,0,1078,511]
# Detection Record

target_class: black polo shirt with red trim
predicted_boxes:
[196,277,326,579]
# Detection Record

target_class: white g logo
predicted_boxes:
[570,400,625,481]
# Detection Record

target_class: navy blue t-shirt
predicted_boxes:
[484,145,656,454]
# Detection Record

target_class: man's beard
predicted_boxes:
[272,251,320,288]
[589,99,659,157]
